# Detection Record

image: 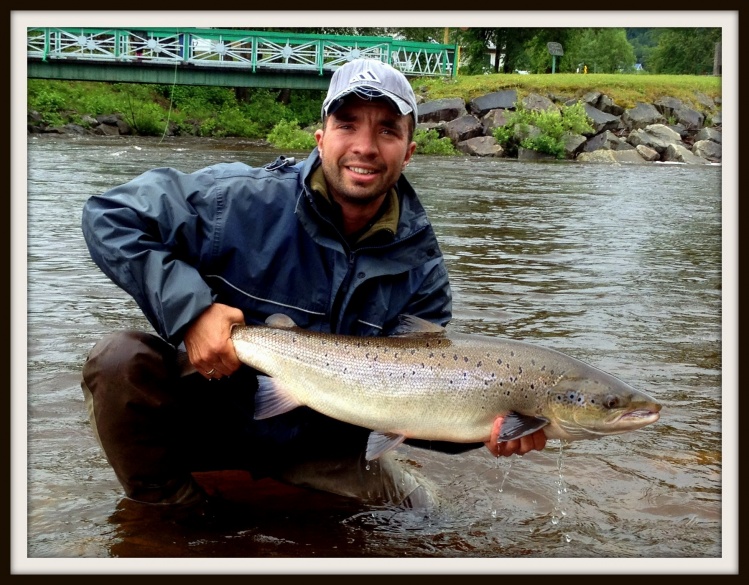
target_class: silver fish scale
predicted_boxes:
[231,325,566,442]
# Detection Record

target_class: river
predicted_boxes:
[17,135,734,574]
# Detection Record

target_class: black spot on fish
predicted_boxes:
[477,360,482,367]
[530,384,535,389]
[497,359,502,365]
[510,351,515,357]
[453,354,458,361]
[531,359,536,366]
[518,367,523,374]
[463,356,469,363]
[429,352,435,358]
[410,349,416,355]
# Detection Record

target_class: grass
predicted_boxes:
[415,73,722,110]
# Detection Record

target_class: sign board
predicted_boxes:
[547,42,564,56]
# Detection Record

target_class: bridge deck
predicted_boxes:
[27,27,457,88]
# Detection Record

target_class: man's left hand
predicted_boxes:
[483,415,547,457]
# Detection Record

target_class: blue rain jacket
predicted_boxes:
[81,148,452,345]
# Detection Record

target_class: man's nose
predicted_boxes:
[351,128,378,155]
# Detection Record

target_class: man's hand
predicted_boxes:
[184,303,245,379]
[484,415,547,457]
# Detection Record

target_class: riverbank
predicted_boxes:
[28,73,722,164]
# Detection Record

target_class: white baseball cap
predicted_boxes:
[321,59,418,125]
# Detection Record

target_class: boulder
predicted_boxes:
[417,98,467,123]
[694,127,722,143]
[583,104,621,135]
[444,115,483,143]
[576,149,649,164]
[622,102,666,130]
[627,124,683,154]
[481,109,511,134]
[521,93,558,112]
[468,89,517,117]
[692,140,722,162]
[661,143,712,165]
[457,136,504,157]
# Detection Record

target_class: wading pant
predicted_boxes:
[81,330,438,509]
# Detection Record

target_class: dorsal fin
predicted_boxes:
[265,313,298,329]
[391,314,447,337]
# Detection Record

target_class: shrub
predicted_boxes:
[266,119,317,150]
[493,101,594,158]
[413,128,457,155]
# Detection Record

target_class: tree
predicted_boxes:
[648,28,721,75]
[563,28,636,73]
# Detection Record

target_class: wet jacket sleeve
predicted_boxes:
[81,166,220,345]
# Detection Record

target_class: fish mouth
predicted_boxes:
[551,407,661,440]
[621,408,660,420]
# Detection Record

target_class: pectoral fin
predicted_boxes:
[497,412,549,442]
[365,431,407,460]
[253,376,302,419]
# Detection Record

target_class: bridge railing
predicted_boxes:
[27,27,457,77]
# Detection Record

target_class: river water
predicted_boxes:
[18,135,734,574]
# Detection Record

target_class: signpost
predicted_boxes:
[547,42,563,74]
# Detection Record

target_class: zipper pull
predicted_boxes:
[264,155,296,171]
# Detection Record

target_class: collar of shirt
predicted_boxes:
[309,166,400,247]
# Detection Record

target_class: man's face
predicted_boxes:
[315,96,417,208]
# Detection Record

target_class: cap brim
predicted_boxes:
[323,86,413,118]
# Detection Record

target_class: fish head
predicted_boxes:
[543,365,662,441]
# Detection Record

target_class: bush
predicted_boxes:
[493,101,594,159]
[266,119,317,150]
[413,128,457,155]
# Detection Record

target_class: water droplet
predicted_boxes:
[491,509,497,518]
[565,534,572,543]
[551,516,559,525]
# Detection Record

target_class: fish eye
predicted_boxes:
[605,395,620,409]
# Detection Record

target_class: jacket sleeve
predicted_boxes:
[81,166,221,345]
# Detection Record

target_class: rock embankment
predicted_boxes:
[415,88,722,164]
[28,87,722,165]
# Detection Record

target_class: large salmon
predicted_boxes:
[230,314,661,460]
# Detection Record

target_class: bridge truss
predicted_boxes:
[27,27,457,87]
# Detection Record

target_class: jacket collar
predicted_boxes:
[300,147,430,245]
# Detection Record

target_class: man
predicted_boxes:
[81,58,545,520]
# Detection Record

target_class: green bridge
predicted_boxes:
[27,27,458,89]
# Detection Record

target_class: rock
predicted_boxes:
[654,96,684,119]
[692,140,722,162]
[481,109,511,134]
[417,98,467,123]
[520,93,558,112]
[456,136,504,157]
[695,127,722,143]
[576,149,648,164]
[94,123,120,136]
[673,105,705,131]
[622,102,666,130]
[627,124,683,154]
[562,133,587,159]
[444,115,483,143]
[596,94,625,116]
[518,147,557,161]
[661,143,712,165]
[468,89,517,117]
[583,104,621,135]
[635,144,660,161]
[584,130,617,152]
